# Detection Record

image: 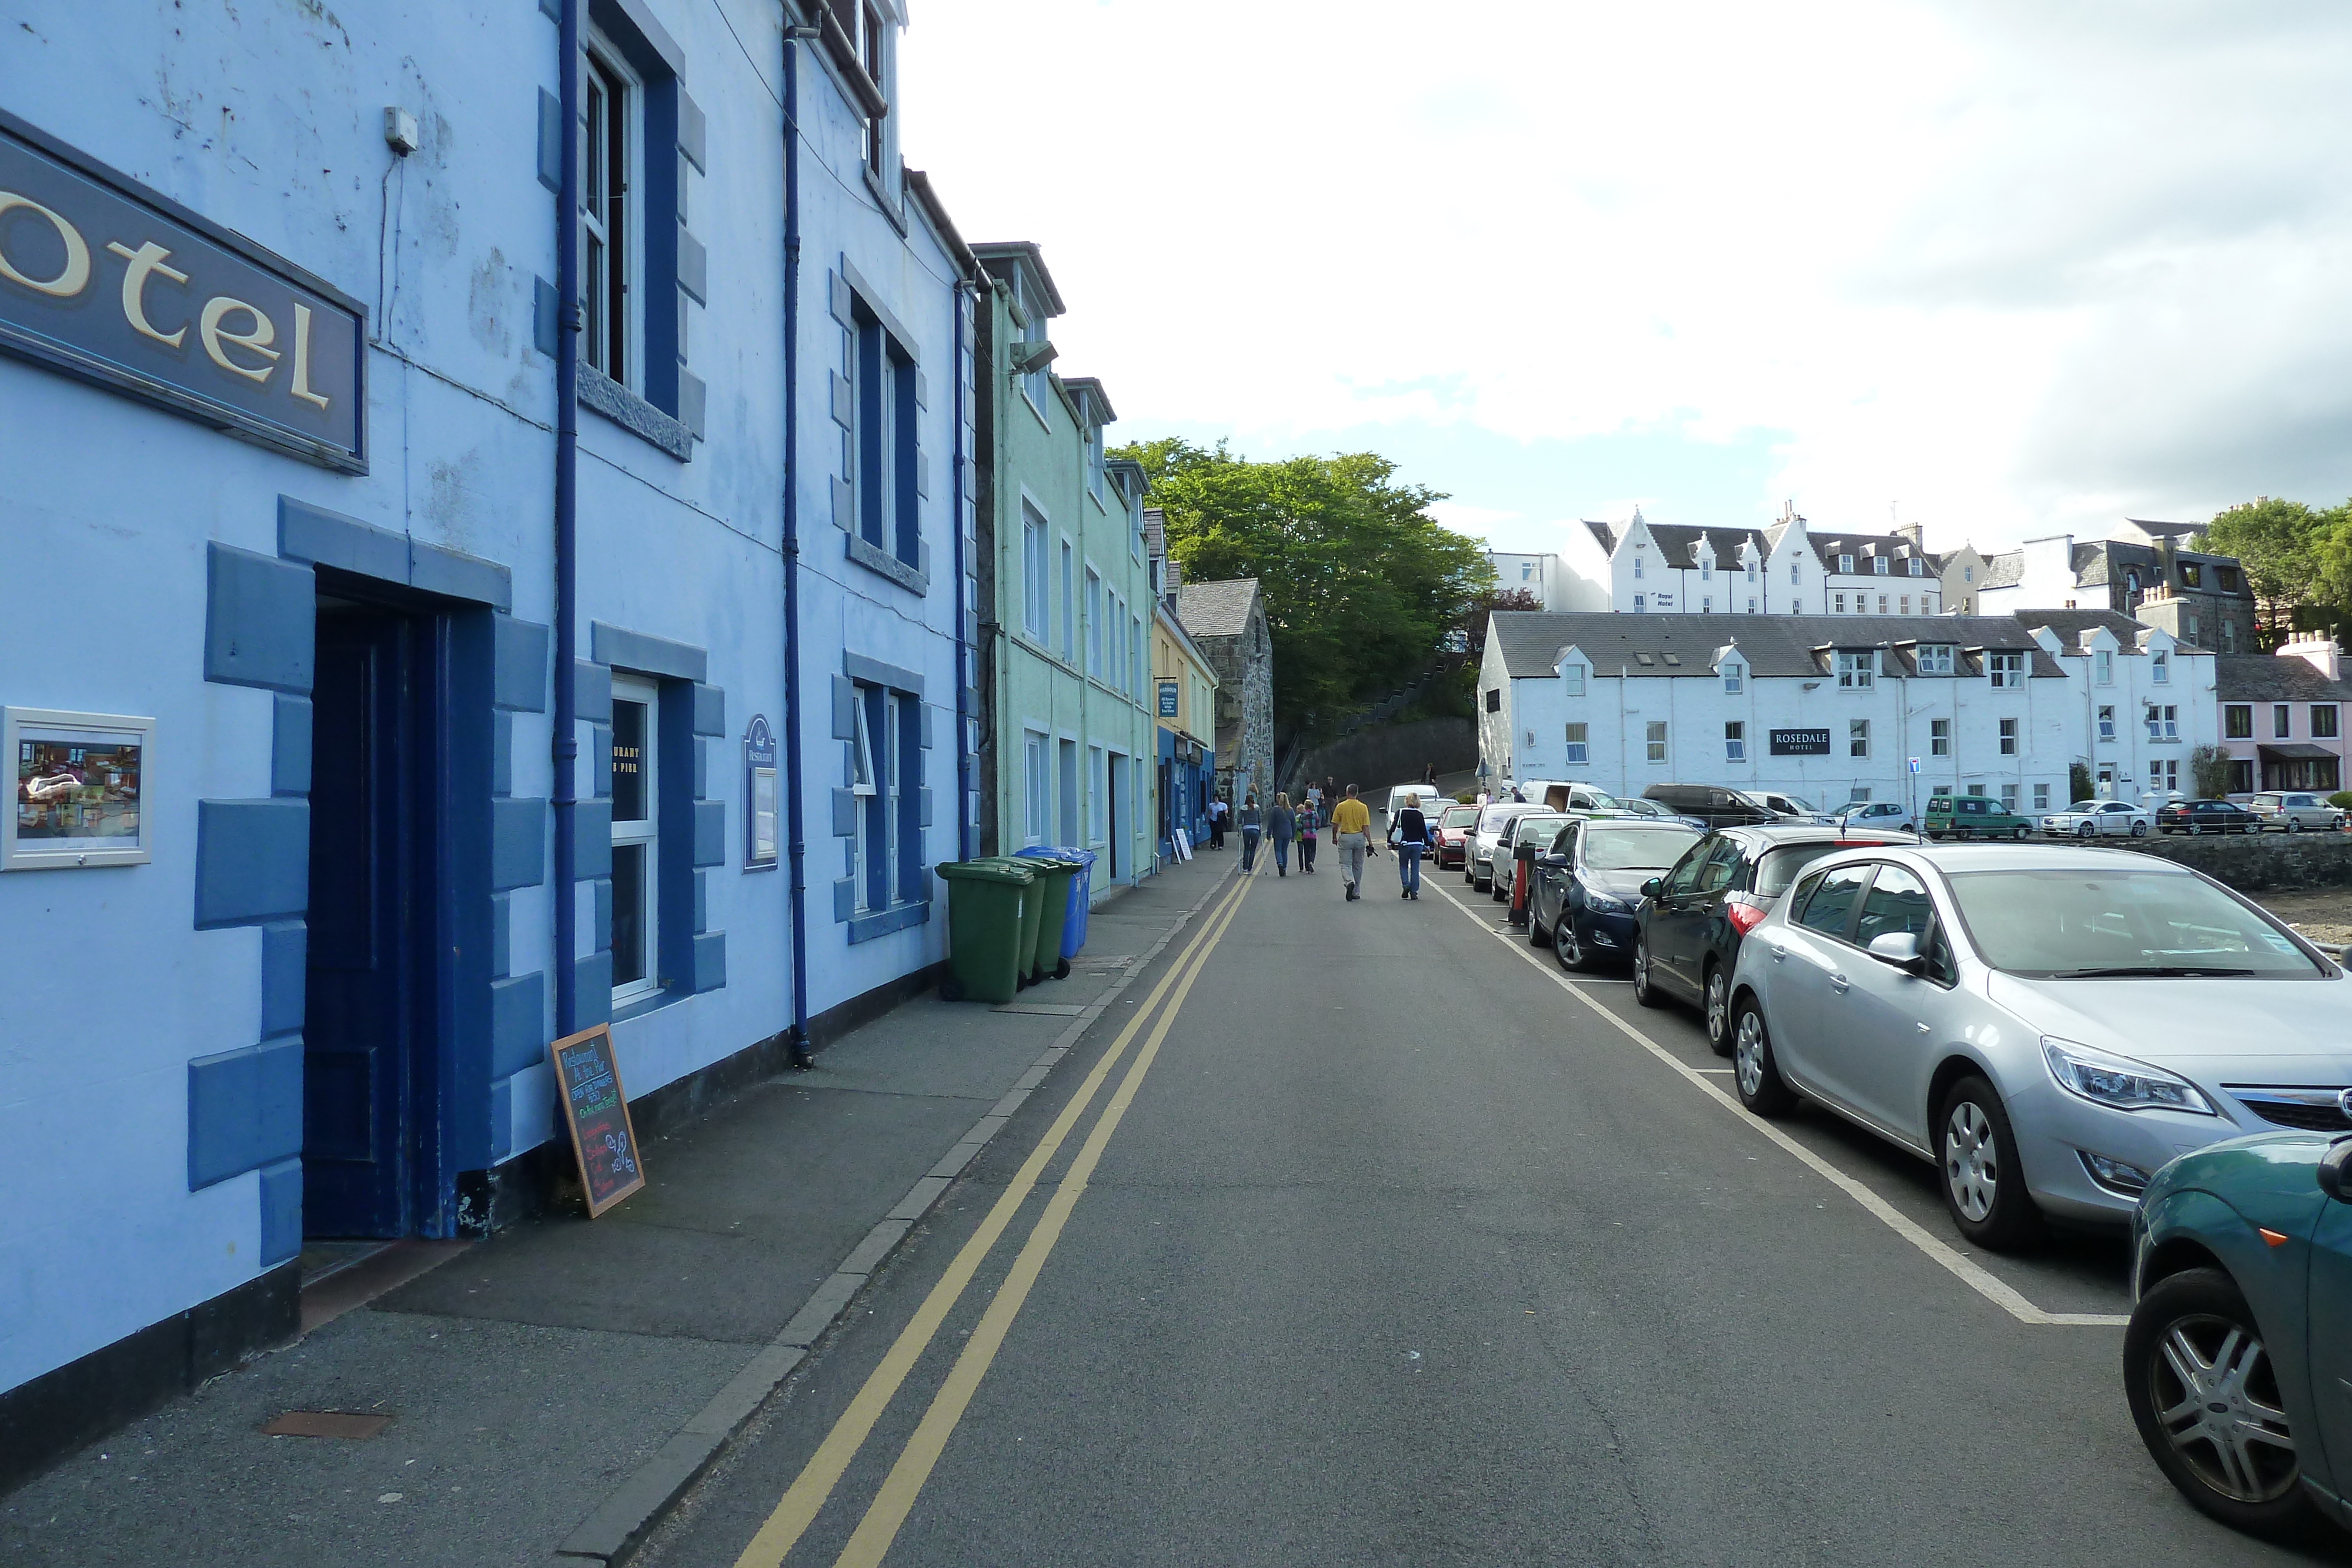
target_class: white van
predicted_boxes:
[1513,780,1629,817]
[1384,784,1443,821]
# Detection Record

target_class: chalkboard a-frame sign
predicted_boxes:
[550,1025,646,1217]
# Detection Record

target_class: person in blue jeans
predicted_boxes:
[1389,796,1434,899]
[1238,794,1263,872]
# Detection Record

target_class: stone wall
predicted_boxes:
[2097,830,2352,892]
[1287,718,1477,798]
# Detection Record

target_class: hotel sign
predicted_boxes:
[1769,728,1833,756]
[0,110,365,472]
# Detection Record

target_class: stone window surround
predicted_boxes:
[828,256,930,596]
[828,651,934,944]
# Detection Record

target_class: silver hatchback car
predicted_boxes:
[1726,844,2352,1248]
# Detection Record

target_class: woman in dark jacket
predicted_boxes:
[1267,793,1298,877]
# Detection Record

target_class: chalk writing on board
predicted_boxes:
[549,1025,646,1217]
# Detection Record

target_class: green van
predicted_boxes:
[1923,793,2036,840]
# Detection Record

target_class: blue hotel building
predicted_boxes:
[0,0,978,1480]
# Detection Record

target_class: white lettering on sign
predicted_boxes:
[106,239,190,347]
[0,190,89,296]
[199,295,280,383]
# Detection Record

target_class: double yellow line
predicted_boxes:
[733,870,1255,1568]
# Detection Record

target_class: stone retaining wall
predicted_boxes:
[1287,717,1476,799]
[2093,830,2352,892]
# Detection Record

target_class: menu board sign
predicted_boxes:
[4,706,153,870]
[550,1024,646,1218]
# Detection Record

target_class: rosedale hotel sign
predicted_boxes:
[0,110,365,472]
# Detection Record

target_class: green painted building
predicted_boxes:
[970,242,1159,892]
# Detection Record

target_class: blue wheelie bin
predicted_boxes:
[1019,845,1097,961]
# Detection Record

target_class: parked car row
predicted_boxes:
[1504,821,2352,1540]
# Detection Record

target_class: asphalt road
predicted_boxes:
[639,850,2340,1567]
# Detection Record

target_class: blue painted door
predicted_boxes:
[303,602,438,1238]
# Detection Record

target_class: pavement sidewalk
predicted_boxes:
[0,853,1238,1568]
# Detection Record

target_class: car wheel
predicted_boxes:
[1732,999,1794,1115]
[2013,825,2030,841]
[1553,913,1590,972]
[1632,937,1664,1007]
[1936,1076,2040,1249]
[1703,964,1732,1057]
[2132,821,2149,837]
[2124,1267,2314,1536]
[1529,902,1549,947]
[2288,817,2303,833]
[2076,821,2095,839]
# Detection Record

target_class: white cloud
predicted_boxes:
[899,1,2352,550]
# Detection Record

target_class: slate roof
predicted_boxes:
[2216,654,2352,704]
[1582,516,1941,573]
[1175,579,1262,638]
[1979,551,2025,589]
[2006,607,2164,649]
[1488,611,2072,682]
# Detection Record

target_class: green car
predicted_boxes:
[2129,1130,2352,1537]
[1922,793,2036,840]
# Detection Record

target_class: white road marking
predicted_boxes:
[1427,881,2128,1330]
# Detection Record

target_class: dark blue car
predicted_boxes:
[1528,818,1702,972]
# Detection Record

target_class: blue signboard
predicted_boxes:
[1158,679,1180,718]
[0,109,366,471]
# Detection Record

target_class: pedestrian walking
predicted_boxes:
[1268,793,1297,877]
[1389,793,1433,900]
[1298,804,1319,874]
[1238,794,1263,872]
[1330,784,1374,901]
[1208,796,1228,850]
[1422,762,1436,786]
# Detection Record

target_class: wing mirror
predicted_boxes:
[1538,852,1568,870]
[2320,1138,2352,1204]
[1641,877,1663,898]
[1866,931,1927,975]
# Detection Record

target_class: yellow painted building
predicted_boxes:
[1150,591,1219,852]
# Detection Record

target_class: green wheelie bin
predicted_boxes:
[934,858,1037,1004]
[1017,856,1080,983]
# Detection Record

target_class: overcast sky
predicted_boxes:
[898,2,2352,560]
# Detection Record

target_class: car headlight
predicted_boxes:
[1584,891,1629,913]
[2042,1037,2217,1116]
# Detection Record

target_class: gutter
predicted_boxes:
[781,12,814,1067]
[552,0,582,1035]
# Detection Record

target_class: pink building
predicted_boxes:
[2214,637,2352,794]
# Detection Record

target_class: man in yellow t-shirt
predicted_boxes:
[1329,784,1374,901]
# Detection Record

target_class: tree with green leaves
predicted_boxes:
[1114,437,1491,739]
[2207,497,2327,649]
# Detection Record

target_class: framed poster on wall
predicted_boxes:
[5,707,154,870]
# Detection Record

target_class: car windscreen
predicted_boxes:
[1478,805,1534,833]
[1754,842,1846,897]
[1944,869,2326,978]
[1578,789,1623,810]
[1508,815,1569,845]
[1440,805,1479,827]
[2064,801,2100,813]
[1581,826,1700,871]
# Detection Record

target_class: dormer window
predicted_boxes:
[1722,663,1743,694]
[1790,559,1800,583]
[1987,651,2024,688]
[1746,561,1756,582]
[1915,644,1954,676]
[1907,558,1922,577]
[1838,553,1854,573]
[2095,648,2112,684]
[2152,651,2169,684]
[1835,650,1876,689]
[1873,556,1889,576]
[1562,662,1586,696]
[1700,557,1712,581]
[1963,565,1974,583]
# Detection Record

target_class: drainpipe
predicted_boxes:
[780,14,815,1068]
[552,0,582,1036]
[950,279,974,861]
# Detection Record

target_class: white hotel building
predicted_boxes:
[1478,610,2214,815]
[1495,509,1947,619]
